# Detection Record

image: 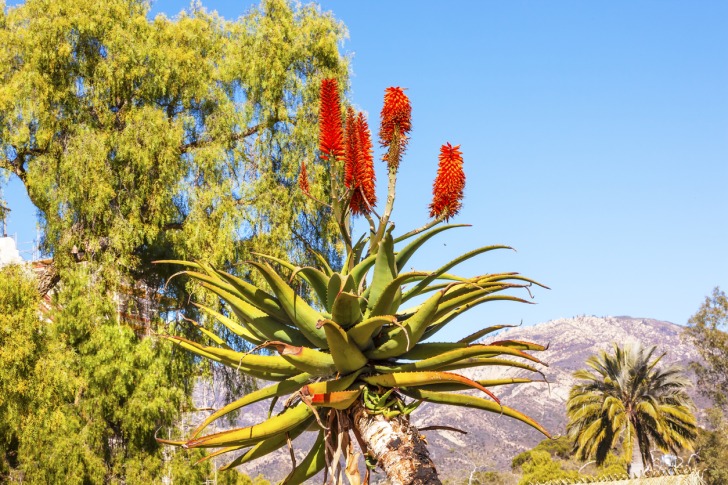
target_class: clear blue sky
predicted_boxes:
[4,1,727,337]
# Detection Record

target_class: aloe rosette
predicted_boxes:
[157,79,550,484]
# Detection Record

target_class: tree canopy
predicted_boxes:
[0,0,348,284]
[685,287,728,412]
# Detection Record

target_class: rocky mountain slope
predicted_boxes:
[190,316,705,482]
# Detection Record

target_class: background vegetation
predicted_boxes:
[0,0,348,482]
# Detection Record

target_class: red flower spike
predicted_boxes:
[379,87,412,168]
[352,112,376,214]
[344,106,359,190]
[319,78,344,162]
[429,143,465,221]
[345,109,377,215]
[299,160,311,195]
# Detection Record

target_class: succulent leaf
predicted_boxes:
[198,282,309,346]
[362,371,498,399]
[434,294,534,322]
[349,253,377,288]
[316,319,368,374]
[398,342,469,360]
[401,389,550,438]
[326,273,343,311]
[308,389,363,409]
[219,416,313,471]
[365,290,442,360]
[281,430,326,485]
[263,341,337,375]
[417,377,539,392]
[307,248,335,277]
[368,271,428,317]
[436,357,543,375]
[161,336,300,377]
[248,261,329,349]
[189,320,233,349]
[488,340,548,351]
[400,245,512,303]
[193,302,265,345]
[185,402,314,448]
[394,223,470,263]
[424,294,533,340]
[253,252,331,308]
[347,315,397,350]
[191,373,312,439]
[301,371,363,395]
[367,231,398,313]
[342,233,368,274]
[383,344,545,372]
[457,324,520,344]
[210,269,292,324]
[331,291,365,327]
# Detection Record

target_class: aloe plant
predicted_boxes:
[157,79,550,485]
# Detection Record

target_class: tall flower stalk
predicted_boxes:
[159,78,550,485]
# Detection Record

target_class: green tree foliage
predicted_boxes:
[566,343,698,476]
[0,0,348,282]
[695,408,728,485]
[511,437,626,484]
[0,0,349,482]
[0,265,46,479]
[0,263,195,483]
[684,287,728,412]
[512,436,573,470]
[592,453,628,479]
[517,450,578,485]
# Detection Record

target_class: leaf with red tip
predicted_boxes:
[308,389,362,410]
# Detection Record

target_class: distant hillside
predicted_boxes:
[190,316,707,483]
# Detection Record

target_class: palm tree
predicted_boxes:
[566,343,698,477]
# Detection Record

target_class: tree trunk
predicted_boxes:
[349,400,441,485]
[35,259,59,297]
[628,439,645,478]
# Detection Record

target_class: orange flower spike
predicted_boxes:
[319,78,344,162]
[429,143,465,221]
[354,112,376,213]
[344,106,358,190]
[379,86,412,168]
[298,160,311,195]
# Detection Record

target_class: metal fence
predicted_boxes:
[532,469,704,485]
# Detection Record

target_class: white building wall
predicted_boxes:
[0,237,23,267]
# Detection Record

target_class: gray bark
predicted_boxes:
[349,400,441,485]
